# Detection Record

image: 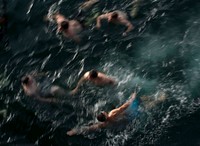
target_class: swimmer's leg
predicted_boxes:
[128,0,142,18]
[144,92,167,109]
[50,85,67,97]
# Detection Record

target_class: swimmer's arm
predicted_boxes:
[101,73,116,85]
[70,77,86,95]
[71,35,81,43]
[121,19,134,36]
[109,92,136,117]
[80,0,99,10]
[96,14,107,28]
[108,78,117,85]
[67,122,106,136]
[62,31,81,42]
[57,26,62,33]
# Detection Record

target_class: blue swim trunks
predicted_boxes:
[126,99,140,119]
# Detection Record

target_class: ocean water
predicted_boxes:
[0,0,200,145]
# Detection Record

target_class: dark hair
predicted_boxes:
[90,69,98,78]
[21,76,29,85]
[97,112,107,122]
[111,12,118,19]
[61,21,69,30]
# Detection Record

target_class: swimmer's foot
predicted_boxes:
[157,92,166,102]
[140,96,150,102]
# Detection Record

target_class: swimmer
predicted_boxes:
[79,0,99,11]
[96,10,134,36]
[70,69,116,95]
[67,90,167,136]
[21,75,66,103]
[51,13,83,42]
[140,92,167,110]
[67,92,137,136]
[130,0,141,18]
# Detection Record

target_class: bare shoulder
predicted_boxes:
[54,15,68,24]
[98,71,107,76]
[70,20,82,29]
[70,20,80,24]
[99,13,108,18]
[114,10,127,16]
[54,14,66,20]
[99,72,114,80]
[84,71,90,78]
[108,108,119,119]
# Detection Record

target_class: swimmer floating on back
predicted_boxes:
[50,13,83,42]
[96,10,134,36]
[67,91,137,136]
[70,69,116,95]
[21,75,66,103]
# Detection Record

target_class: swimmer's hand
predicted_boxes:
[70,89,77,95]
[56,27,62,34]
[73,37,81,43]
[44,14,57,22]
[96,24,101,29]
[122,32,127,36]
[67,129,77,136]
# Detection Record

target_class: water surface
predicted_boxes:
[0,0,200,145]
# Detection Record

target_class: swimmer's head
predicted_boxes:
[61,21,69,30]
[21,76,30,85]
[111,12,118,19]
[109,12,118,22]
[97,111,107,122]
[89,69,98,78]
[21,75,34,85]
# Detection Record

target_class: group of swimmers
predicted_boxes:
[21,70,166,136]
[21,70,143,136]
[21,69,116,101]
[48,6,134,42]
[20,0,166,137]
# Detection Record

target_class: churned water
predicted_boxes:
[0,0,200,145]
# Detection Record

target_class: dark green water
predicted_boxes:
[0,0,200,145]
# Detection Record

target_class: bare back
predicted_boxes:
[67,20,82,36]
[85,72,115,86]
[110,11,129,25]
